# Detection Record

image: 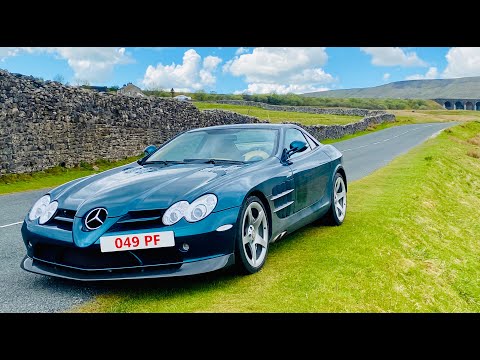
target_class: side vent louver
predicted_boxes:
[271,179,295,218]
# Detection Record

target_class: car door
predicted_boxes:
[284,128,331,212]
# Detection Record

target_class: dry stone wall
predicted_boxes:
[0,70,395,175]
[0,70,261,174]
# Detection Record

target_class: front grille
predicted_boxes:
[33,242,182,270]
[107,209,166,233]
[46,208,76,231]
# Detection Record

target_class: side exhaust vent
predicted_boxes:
[272,231,287,243]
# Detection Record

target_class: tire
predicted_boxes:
[235,196,270,274]
[325,172,347,226]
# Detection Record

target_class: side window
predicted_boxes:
[284,128,311,159]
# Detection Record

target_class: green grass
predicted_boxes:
[75,121,480,313]
[146,90,442,110]
[0,157,139,195]
[194,102,363,126]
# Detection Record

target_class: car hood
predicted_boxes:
[50,162,246,218]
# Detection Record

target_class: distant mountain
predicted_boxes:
[303,77,480,99]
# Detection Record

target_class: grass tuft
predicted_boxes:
[467,150,480,159]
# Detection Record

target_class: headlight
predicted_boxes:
[162,194,217,225]
[185,194,217,223]
[162,201,189,225]
[39,201,58,225]
[28,195,51,221]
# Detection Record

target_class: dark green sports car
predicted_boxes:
[21,123,347,281]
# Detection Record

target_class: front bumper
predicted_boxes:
[21,206,240,281]
[21,253,235,281]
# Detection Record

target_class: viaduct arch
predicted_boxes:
[434,99,480,110]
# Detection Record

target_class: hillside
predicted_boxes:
[304,76,480,99]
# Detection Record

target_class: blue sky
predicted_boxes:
[0,47,477,94]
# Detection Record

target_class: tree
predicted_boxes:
[53,74,65,84]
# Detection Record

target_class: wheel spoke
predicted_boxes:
[242,234,250,245]
[250,243,257,266]
[253,210,264,229]
[337,191,346,200]
[247,207,254,225]
[335,181,341,192]
[336,202,343,214]
[255,234,268,248]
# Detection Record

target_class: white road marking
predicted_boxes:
[0,221,23,228]
[340,125,434,152]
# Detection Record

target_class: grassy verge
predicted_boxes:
[194,102,362,126]
[0,157,139,195]
[76,121,480,313]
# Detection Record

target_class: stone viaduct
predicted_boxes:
[434,99,480,110]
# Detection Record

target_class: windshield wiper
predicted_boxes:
[183,158,246,164]
[144,160,186,165]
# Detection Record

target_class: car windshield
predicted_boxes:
[145,128,278,163]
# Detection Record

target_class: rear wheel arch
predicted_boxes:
[334,165,347,192]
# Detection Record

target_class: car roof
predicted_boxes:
[188,123,303,132]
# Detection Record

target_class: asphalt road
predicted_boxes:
[332,122,456,181]
[0,122,456,312]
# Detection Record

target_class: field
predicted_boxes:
[194,102,363,126]
[76,121,480,313]
[392,109,480,124]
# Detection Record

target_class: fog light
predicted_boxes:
[182,243,189,252]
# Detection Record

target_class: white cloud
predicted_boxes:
[0,47,22,60]
[361,47,427,67]
[235,47,249,55]
[383,73,391,81]
[442,47,480,78]
[405,67,439,80]
[0,47,132,83]
[142,49,222,91]
[225,47,334,94]
[52,48,132,83]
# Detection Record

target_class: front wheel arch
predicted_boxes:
[243,190,273,240]
[234,195,271,274]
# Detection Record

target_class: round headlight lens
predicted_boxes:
[39,201,58,224]
[162,201,189,225]
[28,195,51,221]
[185,194,217,223]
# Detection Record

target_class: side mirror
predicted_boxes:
[289,140,308,153]
[138,145,157,165]
[144,145,157,157]
[281,140,308,164]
